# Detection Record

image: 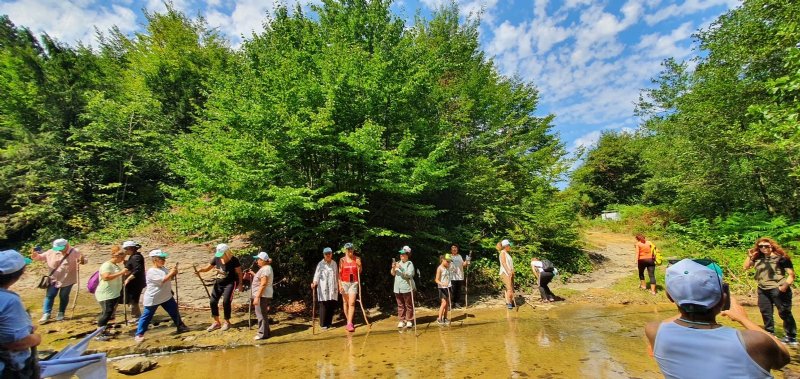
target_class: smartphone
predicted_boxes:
[34,245,42,252]
[722,283,731,311]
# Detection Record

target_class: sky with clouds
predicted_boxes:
[0,0,740,153]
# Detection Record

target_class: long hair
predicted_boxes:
[749,237,790,261]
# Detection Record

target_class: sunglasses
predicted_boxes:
[758,244,772,248]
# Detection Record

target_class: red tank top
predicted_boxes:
[340,258,359,282]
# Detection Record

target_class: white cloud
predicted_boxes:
[573,130,601,149]
[203,0,319,45]
[636,21,695,58]
[644,0,739,25]
[0,0,138,46]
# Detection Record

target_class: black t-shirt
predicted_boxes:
[210,256,241,285]
[125,252,146,286]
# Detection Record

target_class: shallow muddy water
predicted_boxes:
[111,303,689,378]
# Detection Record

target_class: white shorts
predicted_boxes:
[341,281,359,295]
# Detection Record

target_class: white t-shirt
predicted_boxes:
[450,254,465,280]
[252,265,274,298]
[143,267,173,306]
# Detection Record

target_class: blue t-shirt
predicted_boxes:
[0,288,33,372]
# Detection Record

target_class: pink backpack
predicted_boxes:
[87,271,100,294]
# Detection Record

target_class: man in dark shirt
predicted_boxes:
[122,241,146,320]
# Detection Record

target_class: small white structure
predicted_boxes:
[600,210,621,221]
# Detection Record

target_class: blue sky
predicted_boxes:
[0,0,739,154]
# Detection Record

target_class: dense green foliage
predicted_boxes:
[572,0,800,248]
[0,1,582,299]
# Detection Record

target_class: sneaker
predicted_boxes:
[56,312,65,321]
[177,324,190,333]
[206,322,221,332]
[405,321,413,328]
[346,323,355,332]
[253,335,265,341]
[506,303,514,309]
[220,322,231,331]
[782,337,798,346]
[444,318,450,325]
[39,313,50,323]
[94,334,111,342]
[437,318,445,325]
[321,326,329,331]
[134,335,145,343]
[398,321,406,328]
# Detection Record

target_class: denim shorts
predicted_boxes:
[341,281,359,295]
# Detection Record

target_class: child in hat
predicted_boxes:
[435,254,453,325]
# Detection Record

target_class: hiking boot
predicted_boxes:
[782,337,798,346]
[177,324,190,333]
[405,321,413,328]
[220,322,231,331]
[56,312,64,321]
[398,321,405,328]
[206,322,221,332]
[39,313,50,324]
[134,335,145,343]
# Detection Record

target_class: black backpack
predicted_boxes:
[540,259,555,272]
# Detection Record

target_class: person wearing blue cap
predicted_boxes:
[312,247,338,330]
[134,250,188,343]
[196,243,243,332]
[0,249,40,377]
[645,259,790,378]
[251,252,273,340]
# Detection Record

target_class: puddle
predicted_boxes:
[110,303,679,378]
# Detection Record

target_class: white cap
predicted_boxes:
[254,252,270,261]
[322,247,333,254]
[148,249,169,258]
[666,259,723,311]
[52,238,68,251]
[215,243,229,257]
[402,246,411,253]
[501,239,511,247]
[121,241,140,249]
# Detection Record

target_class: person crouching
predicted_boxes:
[134,250,188,343]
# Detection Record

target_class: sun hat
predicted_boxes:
[444,254,453,261]
[148,249,169,258]
[121,240,141,249]
[501,239,512,247]
[343,242,354,250]
[0,250,30,275]
[253,252,270,261]
[52,238,68,251]
[214,243,229,258]
[322,247,333,254]
[666,259,723,311]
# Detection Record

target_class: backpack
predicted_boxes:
[87,271,100,294]
[541,259,555,273]
[651,242,663,265]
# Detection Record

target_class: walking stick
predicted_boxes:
[70,261,80,320]
[312,286,317,335]
[406,277,417,337]
[193,264,212,300]
[122,279,128,324]
[174,262,180,307]
[356,270,370,326]
[465,251,472,318]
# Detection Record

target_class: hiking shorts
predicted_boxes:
[341,281,359,295]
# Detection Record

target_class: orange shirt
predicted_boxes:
[636,241,652,261]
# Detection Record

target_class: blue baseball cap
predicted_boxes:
[0,250,30,274]
[666,259,723,311]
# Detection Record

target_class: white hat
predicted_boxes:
[501,239,512,247]
[322,247,333,254]
[52,238,68,251]
[666,259,723,311]
[253,251,270,261]
[148,249,169,258]
[402,246,411,253]
[215,243,229,257]
[121,241,140,249]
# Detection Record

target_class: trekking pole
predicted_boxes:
[408,280,417,336]
[193,264,212,300]
[465,251,472,318]
[356,270,370,327]
[312,286,317,335]
[174,262,180,307]
[247,293,252,330]
[122,278,128,325]
[71,262,80,320]
[447,285,453,322]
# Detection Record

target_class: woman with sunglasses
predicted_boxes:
[744,238,796,345]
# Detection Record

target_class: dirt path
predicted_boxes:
[563,229,635,291]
